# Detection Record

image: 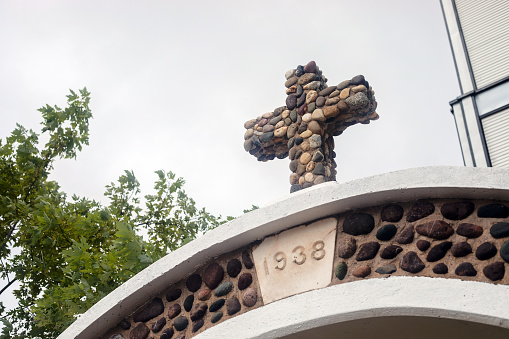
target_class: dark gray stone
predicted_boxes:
[501,240,509,263]
[376,264,397,275]
[183,295,194,312]
[214,282,233,297]
[192,319,204,333]
[376,224,397,241]
[427,242,453,262]
[286,94,297,110]
[350,75,365,85]
[211,312,223,324]
[186,274,202,292]
[337,237,356,259]
[296,85,304,97]
[477,204,509,218]
[343,213,375,235]
[209,299,225,312]
[490,222,509,238]
[313,163,325,176]
[120,320,130,330]
[173,315,188,331]
[476,242,497,260]
[227,259,242,278]
[160,328,174,339]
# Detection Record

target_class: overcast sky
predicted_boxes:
[0,0,464,311]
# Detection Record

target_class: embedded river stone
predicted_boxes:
[376,224,397,241]
[197,288,211,301]
[416,240,430,251]
[380,245,403,259]
[243,61,378,192]
[457,223,483,238]
[173,315,189,331]
[455,262,477,276]
[483,262,505,281]
[211,312,223,324]
[376,264,397,275]
[396,225,414,244]
[184,295,194,312]
[335,262,348,280]
[433,263,448,274]
[501,240,509,263]
[427,242,453,262]
[451,242,472,257]
[406,201,435,222]
[476,242,497,260]
[477,204,509,218]
[440,201,475,220]
[416,221,454,240]
[238,273,253,290]
[168,303,181,319]
[343,213,375,235]
[120,321,131,330]
[356,242,380,261]
[353,265,371,278]
[151,317,166,333]
[166,288,182,302]
[160,328,174,339]
[190,303,208,321]
[186,274,202,292]
[226,296,241,315]
[227,259,242,277]
[337,237,357,258]
[400,251,425,273]
[133,298,164,323]
[203,263,224,289]
[242,287,258,307]
[214,282,233,297]
[209,299,225,312]
[193,319,204,333]
[242,250,254,269]
[490,222,509,238]
[130,323,150,339]
[381,204,404,222]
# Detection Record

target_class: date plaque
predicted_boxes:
[252,217,337,304]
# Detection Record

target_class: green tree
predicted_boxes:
[0,89,229,338]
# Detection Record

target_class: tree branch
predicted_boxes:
[0,278,17,296]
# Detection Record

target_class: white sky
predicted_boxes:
[0,0,464,312]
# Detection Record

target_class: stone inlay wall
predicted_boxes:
[243,61,379,193]
[104,199,509,339]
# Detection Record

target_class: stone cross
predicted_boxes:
[243,61,379,193]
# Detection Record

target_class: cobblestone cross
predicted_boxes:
[243,61,379,193]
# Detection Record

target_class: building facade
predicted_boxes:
[441,0,509,167]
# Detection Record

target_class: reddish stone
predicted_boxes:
[457,223,483,238]
[203,263,224,289]
[396,225,414,244]
[356,242,380,261]
[130,323,150,339]
[242,250,254,269]
[416,221,454,240]
[381,204,404,222]
[483,262,505,281]
[242,287,258,307]
[400,251,425,273]
[352,265,371,278]
[416,240,430,251]
[455,262,477,276]
[406,201,435,222]
[440,201,474,220]
[451,242,472,257]
[238,273,253,290]
[168,304,181,319]
[227,258,242,277]
[380,245,403,259]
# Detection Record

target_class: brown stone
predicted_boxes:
[451,242,472,257]
[457,223,483,238]
[337,237,357,258]
[352,265,371,278]
[427,242,452,262]
[343,213,375,236]
[166,289,182,302]
[130,323,150,339]
[307,120,321,134]
[416,221,454,240]
[203,263,224,289]
[303,61,317,73]
[227,259,242,278]
[483,262,505,281]
[433,263,448,274]
[381,204,404,222]
[455,262,477,276]
[407,201,435,222]
[440,201,475,220]
[242,250,254,269]
[168,303,181,319]
[323,105,339,118]
[226,296,241,315]
[186,274,202,292]
[400,251,425,273]
[416,240,430,251]
[151,317,166,333]
[133,298,164,323]
[380,245,403,259]
[196,288,211,301]
[242,287,258,307]
[396,225,414,244]
[285,77,298,88]
[356,242,380,261]
[475,242,497,260]
[190,303,208,321]
[238,272,253,290]
[337,101,349,112]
